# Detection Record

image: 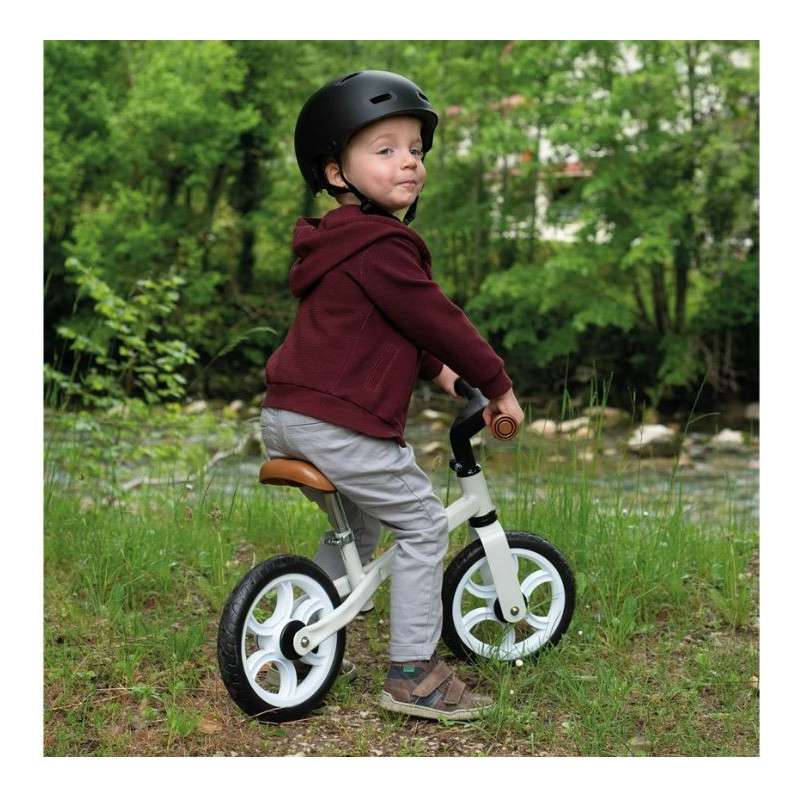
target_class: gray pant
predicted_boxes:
[260,407,449,662]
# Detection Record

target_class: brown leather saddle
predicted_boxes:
[259,458,336,493]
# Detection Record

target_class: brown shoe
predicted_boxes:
[379,657,493,721]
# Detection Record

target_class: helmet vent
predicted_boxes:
[369,92,393,105]
[418,91,429,102]
[338,72,361,84]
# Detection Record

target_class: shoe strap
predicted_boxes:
[443,675,466,705]
[411,661,453,698]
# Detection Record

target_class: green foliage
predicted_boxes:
[44,40,759,409]
[462,41,759,402]
[110,41,258,186]
[46,258,199,407]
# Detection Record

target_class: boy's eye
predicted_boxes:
[375,145,423,157]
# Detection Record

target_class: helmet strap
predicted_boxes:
[401,199,418,225]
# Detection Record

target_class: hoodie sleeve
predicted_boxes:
[356,234,512,399]
[419,351,444,381]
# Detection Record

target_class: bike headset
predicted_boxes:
[294,70,439,225]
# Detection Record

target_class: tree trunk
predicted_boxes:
[233,131,261,292]
[650,264,669,335]
[674,41,700,335]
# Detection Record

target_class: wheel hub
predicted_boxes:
[279,619,306,661]
[493,596,527,624]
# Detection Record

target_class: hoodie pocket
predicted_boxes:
[364,343,399,392]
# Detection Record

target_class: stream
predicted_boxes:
[44,399,759,526]
[211,401,760,526]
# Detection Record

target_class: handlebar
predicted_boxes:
[453,379,519,441]
[450,379,518,476]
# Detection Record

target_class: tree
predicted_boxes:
[468,40,759,405]
[46,41,264,398]
[44,40,759,409]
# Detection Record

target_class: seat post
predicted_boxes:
[322,491,366,591]
[323,491,350,535]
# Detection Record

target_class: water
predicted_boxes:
[401,414,759,525]
[44,406,759,525]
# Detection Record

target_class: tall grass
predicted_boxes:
[43,405,759,755]
[500,413,758,643]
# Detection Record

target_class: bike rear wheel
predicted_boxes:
[217,554,345,722]
[442,531,575,662]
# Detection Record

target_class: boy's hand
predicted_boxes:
[433,365,460,398]
[483,388,525,429]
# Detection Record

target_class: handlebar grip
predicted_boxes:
[490,414,519,441]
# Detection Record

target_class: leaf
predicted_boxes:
[198,717,223,734]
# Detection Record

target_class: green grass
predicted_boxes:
[43,404,759,756]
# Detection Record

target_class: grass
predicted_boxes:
[42,402,759,756]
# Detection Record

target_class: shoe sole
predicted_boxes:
[378,691,492,722]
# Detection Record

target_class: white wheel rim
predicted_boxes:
[451,547,567,660]
[240,572,338,707]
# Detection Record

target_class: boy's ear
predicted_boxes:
[324,158,347,190]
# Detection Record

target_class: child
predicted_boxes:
[260,70,524,721]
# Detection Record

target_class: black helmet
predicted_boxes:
[294,70,438,197]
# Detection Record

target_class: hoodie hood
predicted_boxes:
[289,205,429,297]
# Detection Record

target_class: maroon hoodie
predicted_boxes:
[263,205,512,443]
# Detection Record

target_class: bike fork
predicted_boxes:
[447,470,527,624]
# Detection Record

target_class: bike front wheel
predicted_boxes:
[217,554,345,723]
[442,531,575,662]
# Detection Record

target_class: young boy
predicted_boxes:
[260,70,524,721]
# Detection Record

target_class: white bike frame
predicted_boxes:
[290,461,527,658]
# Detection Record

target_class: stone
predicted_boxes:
[419,441,446,455]
[528,419,558,436]
[627,424,681,458]
[420,409,449,421]
[710,428,745,451]
[558,416,590,433]
[585,406,625,423]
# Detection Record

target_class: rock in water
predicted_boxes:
[528,419,558,436]
[627,424,680,457]
[710,428,745,451]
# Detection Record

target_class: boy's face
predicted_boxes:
[326,116,427,214]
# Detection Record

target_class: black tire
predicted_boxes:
[217,554,345,723]
[442,531,575,662]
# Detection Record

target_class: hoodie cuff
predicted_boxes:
[480,369,513,400]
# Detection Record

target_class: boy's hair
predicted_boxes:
[295,70,438,197]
